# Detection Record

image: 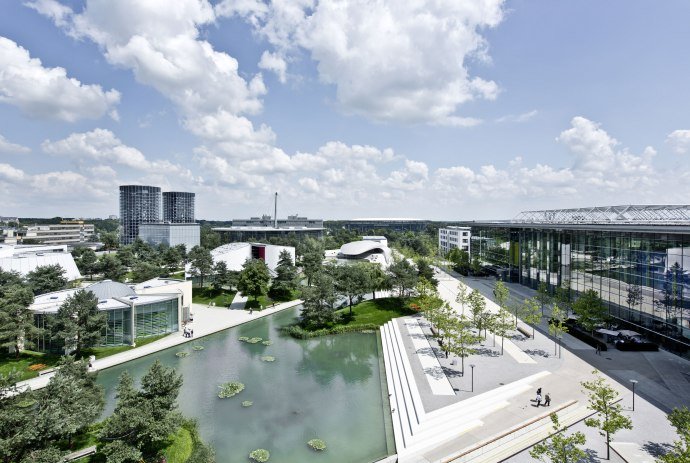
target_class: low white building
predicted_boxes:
[185,242,295,277]
[362,235,388,247]
[24,220,95,245]
[0,244,82,281]
[337,240,392,268]
[439,226,471,255]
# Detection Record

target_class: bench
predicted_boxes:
[517,325,532,338]
[63,445,97,462]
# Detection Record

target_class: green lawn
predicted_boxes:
[81,334,170,359]
[163,426,194,463]
[192,287,237,307]
[334,297,417,328]
[0,350,62,382]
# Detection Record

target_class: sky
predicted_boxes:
[1,0,690,221]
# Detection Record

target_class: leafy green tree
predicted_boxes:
[456,283,469,316]
[467,289,488,338]
[536,281,551,316]
[200,226,221,250]
[415,257,437,287]
[269,250,299,300]
[131,262,163,282]
[37,356,104,448]
[100,360,184,461]
[389,258,418,300]
[19,447,65,463]
[0,370,37,463]
[0,269,23,291]
[116,246,135,268]
[51,289,107,355]
[494,306,513,355]
[581,370,633,460]
[493,281,510,311]
[299,271,338,329]
[162,245,185,273]
[446,315,480,375]
[98,254,127,281]
[555,285,572,316]
[0,285,37,357]
[573,289,608,334]
[530,413,587,463]
[75,248,98,280]
[212,260,230,292]
[471,256,482,275]
[364,263,391,300]
[101,231,119,250]
[549,303,568,357]
[237,259,271,303]
[448,248,471,275]
[520,297,542,338]
[659,406,690,463]
[434,303,458,356]
[300,238,324,286]
[26,264,67,295]
[333,263,370,313]
[188,246,214,288]
[414,279,444,331]
[626,284,643,314]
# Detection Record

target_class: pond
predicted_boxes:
[97,307,395,463]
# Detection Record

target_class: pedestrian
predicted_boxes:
[191,328,194,337]
[536,393,542,407]
[536,387,542,395]
[544,393,551,406]
[596,343,601,355]
[250,307,253,315]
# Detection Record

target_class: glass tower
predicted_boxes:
[119,185,161,245]
[163,191,195,223]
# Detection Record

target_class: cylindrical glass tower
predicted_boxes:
[163,191,195,223]
[119,185,161,245]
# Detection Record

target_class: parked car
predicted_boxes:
[615,336,658,352]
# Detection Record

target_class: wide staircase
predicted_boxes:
[380,319,591,463]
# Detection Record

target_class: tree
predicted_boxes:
[116,246,135,268]
[188,246,214,288]
[520,297,542,339]
[200,226,221,250]
[237,259,271,303]
[659,406,690,463]
[299,271,338,329]
[162,246,184,273]
[131,262,163,282]
[269,250,299,301]
[26,264,67,295]
[0,285,37,357]
[100,360,184,461]
[333,263,370,314]
[494,306,513,355]
[51,289,107,356]
[101,231,119,250]
[435,303,458,357]
[389,258,418,301]
[448,248,470,275]
[415,279,444,332]
[456,283,469,316]
[536,281,551,316]
[212,261,230,292]
[446,314,480,375]
[530,413,587,463]
[365,263,391,300]
[555,285,572,316]
[0,370,38,462]
[300,238,324,286]
[548,303,568,358]
[75,248,98,280]
[581,370,633,460]
[573,289,608,335]
[467,289,488,337]
[415,257,437,286]
[37,357,104,448]
[493,281,510,312]
[98,254,127,282]
[471,256,482,275]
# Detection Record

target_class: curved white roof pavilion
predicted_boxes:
[338,240,392,267]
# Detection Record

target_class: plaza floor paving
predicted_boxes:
[17,297,302,392]
[385,266,682,462]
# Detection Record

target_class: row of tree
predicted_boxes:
[0,359,213,463]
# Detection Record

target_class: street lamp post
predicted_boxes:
[630,379,638,411]
[470,364,475,392]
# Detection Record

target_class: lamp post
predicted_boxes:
[630,379,638,411]
[470,364,475,392]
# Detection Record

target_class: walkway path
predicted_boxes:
[229,292,248,310]
[17,299,303,392]
[403,317,455,396]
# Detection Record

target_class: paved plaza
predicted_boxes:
[382,267,682,462]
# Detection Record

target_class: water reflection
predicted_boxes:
[299,334,376,385]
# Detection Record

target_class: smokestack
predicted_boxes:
[274,192,278,228]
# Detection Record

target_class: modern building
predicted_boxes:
[119,185,161,245]
[337,239,393,268]
[24,220,95,245]
[458,205,690,357]
[214,226,324,243]
[233,214,323,228]
[0,244,81,280]
[186,243,295,279]
[439,226,471,254]
[30,278,188,351]
[138,223,200,250]
[337,218,431,233]
[163,192,195,223]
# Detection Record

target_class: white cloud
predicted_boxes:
[0,163,26,182]
[0,35,119,122]
[0,134,31,154]
[496,109,538,123]
[666,130,690,154]
[220,0,505,126]
[258,50,287,83]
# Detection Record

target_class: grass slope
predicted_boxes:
[192,287,237,307]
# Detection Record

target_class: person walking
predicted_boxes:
[536,393,542,407]
[544,393,551,406]
[536,387,542,395]
[596,343,601,355]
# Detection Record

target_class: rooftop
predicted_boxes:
[513,205,690,225]
[213,226,324,232]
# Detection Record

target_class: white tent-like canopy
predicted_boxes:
[0,244,82,281]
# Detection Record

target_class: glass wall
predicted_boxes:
[103,306,133,346]
[472,225,690,357]
[134,299,179,338]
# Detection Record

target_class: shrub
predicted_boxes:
[247,337,263,344]
[218,381,245,398]
[239,336,249,342]
[176,351,189,358]
[260,356,275,362]
[242,400,253,407]
[249,449,270,462]
[262,340,272,346]
[307,439,327,451]
[192,345,204,351]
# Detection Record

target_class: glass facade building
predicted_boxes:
[163,191,195,223]
[139,223,200,250]
[461,215,690,357]
[119,185,161,245]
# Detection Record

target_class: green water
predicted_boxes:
[96,307,394,463]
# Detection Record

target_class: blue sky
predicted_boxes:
[1,0,689,220]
